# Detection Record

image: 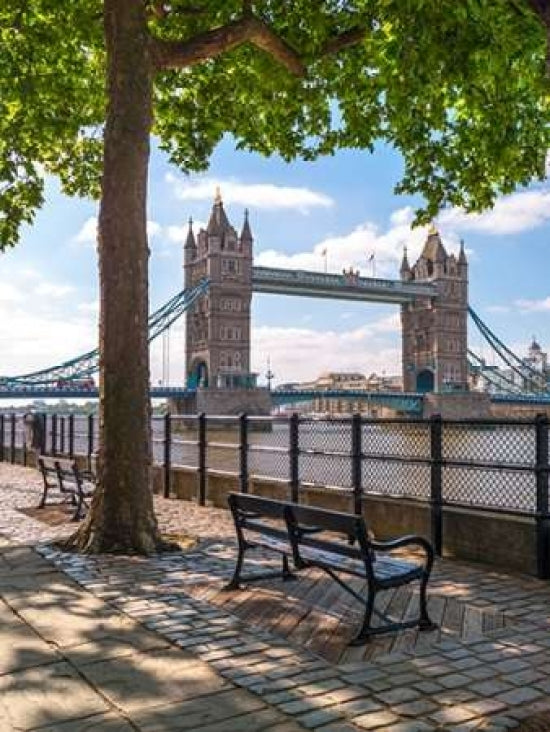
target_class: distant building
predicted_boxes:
[469,338,549,394]
[283,371,402,416]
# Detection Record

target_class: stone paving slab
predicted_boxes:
[0,599,61,675]
[37,712,137,732]
[5,463,550,730]
[80,648,230,712]
[0,661,111,730]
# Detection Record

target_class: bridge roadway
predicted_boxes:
[1,385,549,414]
[251,266,437,303]
[0,385,424,412]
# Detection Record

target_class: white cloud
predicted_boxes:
[74,216,98,246]
[438,189,550,235]
[256,207,463,277]
[166,173,333,213]
[147,220,162,238]
[0,284,24,303]
[166,220,207,245]
[485,305,511,314]
[251,322,401,382]
[34,283,74,298]
[515,296,550,312]
[77,300,99,315]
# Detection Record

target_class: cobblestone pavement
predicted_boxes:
[2,463,550,731]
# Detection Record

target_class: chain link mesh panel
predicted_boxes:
[442,422,536,466]
[362,459,431,500]
[443,466,535,512]
[299,418,352,488]
[247,417,289,481]
[300,451,352,488]
[151,416,165,466]
[171,415,200,469]
[361,420,430,459]
[205,416,240,474]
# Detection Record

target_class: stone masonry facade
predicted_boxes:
[401,228,468,393]
[184,190,254,390]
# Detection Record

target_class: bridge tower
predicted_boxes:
[184,190,255,390]
[401,227,468,393]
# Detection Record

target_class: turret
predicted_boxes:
[207,186,230,238]
[184,218,196,258]
[400,246,411,281]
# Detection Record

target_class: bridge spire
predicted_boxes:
[240,208,253,244]
[184,217,196,251]
[400,246,410,278]
[207,187,230,234]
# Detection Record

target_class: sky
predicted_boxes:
[1,136,549,388]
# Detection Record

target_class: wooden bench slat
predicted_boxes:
[226,492,436,645]
[37,454,95,521]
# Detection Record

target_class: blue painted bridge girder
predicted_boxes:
[0,386,196,400]
[271,389,425,413]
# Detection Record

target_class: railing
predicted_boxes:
[3,411,550,578]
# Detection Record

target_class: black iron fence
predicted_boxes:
[2,411,550,576]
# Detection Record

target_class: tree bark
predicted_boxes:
[66,0,160,553]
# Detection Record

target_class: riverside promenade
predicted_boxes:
[2,464,550,731]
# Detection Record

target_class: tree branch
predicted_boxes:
[321,26,367,56]
[153,15,305,75]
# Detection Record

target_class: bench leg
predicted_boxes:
[38,480,50,509]
[350,585,376,645]
[224,542,246,591]
[418,572,437,631]
[71,492,85,521]
[282,554,297,582]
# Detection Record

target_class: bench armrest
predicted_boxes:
[370,535,434,564]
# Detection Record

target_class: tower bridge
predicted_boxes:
[183,194,469,406]
[252,265,436,304]
[1,192,549,417]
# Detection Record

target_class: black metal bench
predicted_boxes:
[226,492,436,645]
[37,455,95,521]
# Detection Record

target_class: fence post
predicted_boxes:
[51,414,58,456]
[163,413,171,499]
[198,412,207,506]
[68,414,75,458]
[22,415,27,466]
[40,414,47,455]
[351,413,362,516]
[535,414,550,579]
[238,413,249,493]
[10,413,16,464]
[0,414,4,462]
[289,413,300,503]
[87,414,94,470]
[59,416,65,455]
[430,414,443,557]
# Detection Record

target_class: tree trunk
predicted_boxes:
[66,0,160,553]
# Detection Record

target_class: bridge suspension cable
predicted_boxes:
[0,279,209,387]
[468,306,549,394]
[467,349,523,395]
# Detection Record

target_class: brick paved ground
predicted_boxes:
[2,463,550,731]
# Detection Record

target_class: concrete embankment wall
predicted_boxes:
[152,464,538,577]
[10,448,536,576]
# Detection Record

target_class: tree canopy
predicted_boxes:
[1,0,549,248]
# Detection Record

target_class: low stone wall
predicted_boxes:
[6,450,537,576]
[154,464,538,576]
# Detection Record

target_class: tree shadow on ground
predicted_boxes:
[0,539,296,732]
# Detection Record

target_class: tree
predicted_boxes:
[1,0,549,553]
